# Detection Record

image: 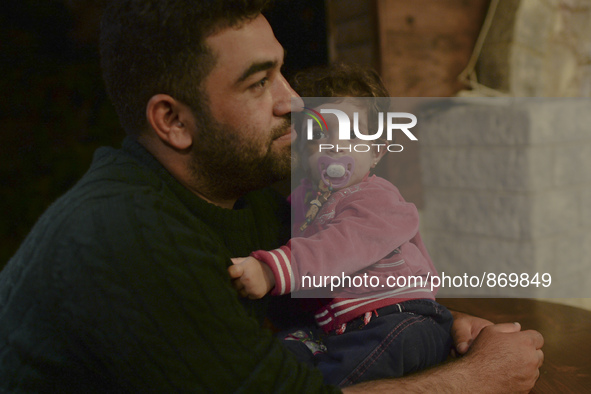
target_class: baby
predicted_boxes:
[229,63,452,387]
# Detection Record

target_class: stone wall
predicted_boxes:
[419,98,591,298]
[324,0,591,306]
[478,0,591,97]
[417,0,591,307]
[326,0,489,206]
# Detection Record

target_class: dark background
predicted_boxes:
[0,0,327,267]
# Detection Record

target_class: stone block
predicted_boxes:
[530,236,557,277]
[526,99,591,144]
[423,232,535,273]
[423,232,540,297]
[527,146,556,191]
[426,230,589,298]
[559,8,591,60]
[537,231,591,298]
[418,100,530,147]
[477,0,591,97]
[581,187,591,228]
[423,190,530,239]
[543,0,591,10]
[542,42,579,96]
[583,231,591,267]
[514,0,554,54]
[498,235,578,298]
[580,65,591,97]
[420,147,462,188]
[553,144,591,186]
[421,146,531,191]
[530,189,579,238]
[510,46,545,96]
[418,95,591,299]
[421,190,461,231]
[552,232,588,275]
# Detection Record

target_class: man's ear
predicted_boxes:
[146,94,194,150]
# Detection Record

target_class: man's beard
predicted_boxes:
[189,109,292,202]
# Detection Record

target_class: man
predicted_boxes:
[0,0,543,392]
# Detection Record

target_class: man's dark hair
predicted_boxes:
[100,0,271,135]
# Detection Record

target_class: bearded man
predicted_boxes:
[0,1,543,392]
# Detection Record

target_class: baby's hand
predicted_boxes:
[228,257,275,299]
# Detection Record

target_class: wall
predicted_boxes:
[325,0,489,206]
[478,0,591,97]
[420,98,591,300]
[325,0,591,308]
[420,0,591,307]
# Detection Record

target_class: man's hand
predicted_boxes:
[342,322,544,394]
[460,322,544,393]
[228,257,275,299]
[450,310,494,356]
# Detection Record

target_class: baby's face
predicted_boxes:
[301,100,384,190]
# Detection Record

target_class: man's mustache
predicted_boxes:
[271,117,292,140]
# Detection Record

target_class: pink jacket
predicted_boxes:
[251,175,438,332]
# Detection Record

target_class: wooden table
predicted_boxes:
[440,298,591,393]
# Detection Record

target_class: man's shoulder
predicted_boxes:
[79,145,164,194]
[19,145,213,257]
[45,146,170,224]
[3,145,226,293]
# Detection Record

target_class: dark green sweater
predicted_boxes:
[0,138,340,393]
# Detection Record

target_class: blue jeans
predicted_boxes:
[279,299,453,387]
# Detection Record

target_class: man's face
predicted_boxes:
[190,15,301,201]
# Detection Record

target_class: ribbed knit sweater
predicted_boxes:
[0,138,340,393]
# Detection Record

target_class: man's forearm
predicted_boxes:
[341,358,472,394]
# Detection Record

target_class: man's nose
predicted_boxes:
[273,75,303,117]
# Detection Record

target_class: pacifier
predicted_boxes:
[317,156,355,189]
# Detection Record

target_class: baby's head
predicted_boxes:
[292,63,391,190]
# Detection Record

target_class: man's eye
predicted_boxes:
[252,77,268,89]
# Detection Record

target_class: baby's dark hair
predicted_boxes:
[291,62,390,99]
[291,62,392,146]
